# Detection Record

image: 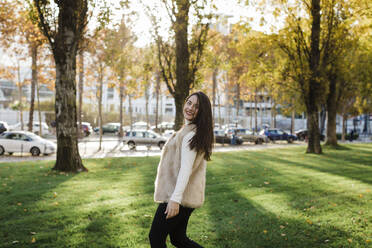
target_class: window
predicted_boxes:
[6,133,19,140]
[107,87,114,100]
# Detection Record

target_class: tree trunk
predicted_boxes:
[174,0,190,131]
[145,79,149,130]
[37,79,42,136]
[98,69,103,151]
[250,98,253,130]
[28,45,38,132]
[119,82,124,138]
[291,109,295,134]
[212,68,217,120]
[254,91,258,134]
[363,114,368,134]
[77,50,84,138]
[325,78,338,145]
[320,105,326,135]
[129,94,133,130]
[17,62,24,130]
[217,89,222,128]
[306,0,322,154]
[236,83,240,118]
[342,114,347,141]
[34,0,88,172]
[53,60,86,172]
[306,104,322,153]
[155,71,160,129]
[271,99,276,128]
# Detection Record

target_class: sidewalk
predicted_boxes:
[0,139,370,164]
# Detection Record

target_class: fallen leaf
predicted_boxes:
[306,219,313,225]
[31,237,36,243]
[348,239,352,243]
[366,239,371,244]
[359,194,363,198]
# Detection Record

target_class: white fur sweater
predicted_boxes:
[154,123,206,208]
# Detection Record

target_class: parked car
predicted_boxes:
[214,129,243,145]
[0,121,9,134]
[162,129,175,139]
[10,122,50,135]
[295,129,325,141]
[260,128,297,143]
[232,128,268,144]
[94,123,122,135]
[123,130,167,150]
[78,122,93,137]
[133,121,151,130]
[158,122,175,131]
[0,131,56,156]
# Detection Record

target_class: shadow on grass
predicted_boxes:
[322,144,351,150]
[204,151,369,248]
[264,147,372,185]
[0,160,77,247]
[73,156,159,248]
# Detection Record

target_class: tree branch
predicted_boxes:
[33,0,55,52]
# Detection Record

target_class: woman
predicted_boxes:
[149,91,214,248]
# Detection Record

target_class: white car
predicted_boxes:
[10,122,50,135]
[0,131,56,156]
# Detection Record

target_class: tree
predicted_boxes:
[24,3,46,133]
[104,18,136,136]
[34,0,88,172]
[273,0,324,153]
[149,0,212,130]
[86,28,110,150]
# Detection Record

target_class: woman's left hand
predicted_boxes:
[165,200,180,219]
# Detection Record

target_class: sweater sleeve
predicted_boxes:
[170,130,197,204]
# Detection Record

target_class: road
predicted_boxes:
[0,134,370,163]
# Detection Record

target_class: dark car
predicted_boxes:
[214,130,243,145]
[0,121,9,134]
[295,129,325,141]
[260,129,297,143]
[94,123,122,135]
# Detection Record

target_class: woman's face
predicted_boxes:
[183,95,199,121]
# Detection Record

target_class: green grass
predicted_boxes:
[1,144,372,248]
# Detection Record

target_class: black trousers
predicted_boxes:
[149,203,203,248]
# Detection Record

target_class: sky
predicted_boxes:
[104,0,283,47]
[0,0,283,74]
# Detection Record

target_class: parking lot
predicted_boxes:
[0,136,309,163]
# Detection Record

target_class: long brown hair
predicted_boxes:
[186,91,214,161]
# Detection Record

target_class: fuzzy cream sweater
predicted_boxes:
[154,123,206,208]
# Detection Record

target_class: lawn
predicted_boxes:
[0,144,371,248]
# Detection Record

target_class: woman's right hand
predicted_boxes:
[165,200,180,219]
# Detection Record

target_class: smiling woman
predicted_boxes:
[149,91,214,248]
